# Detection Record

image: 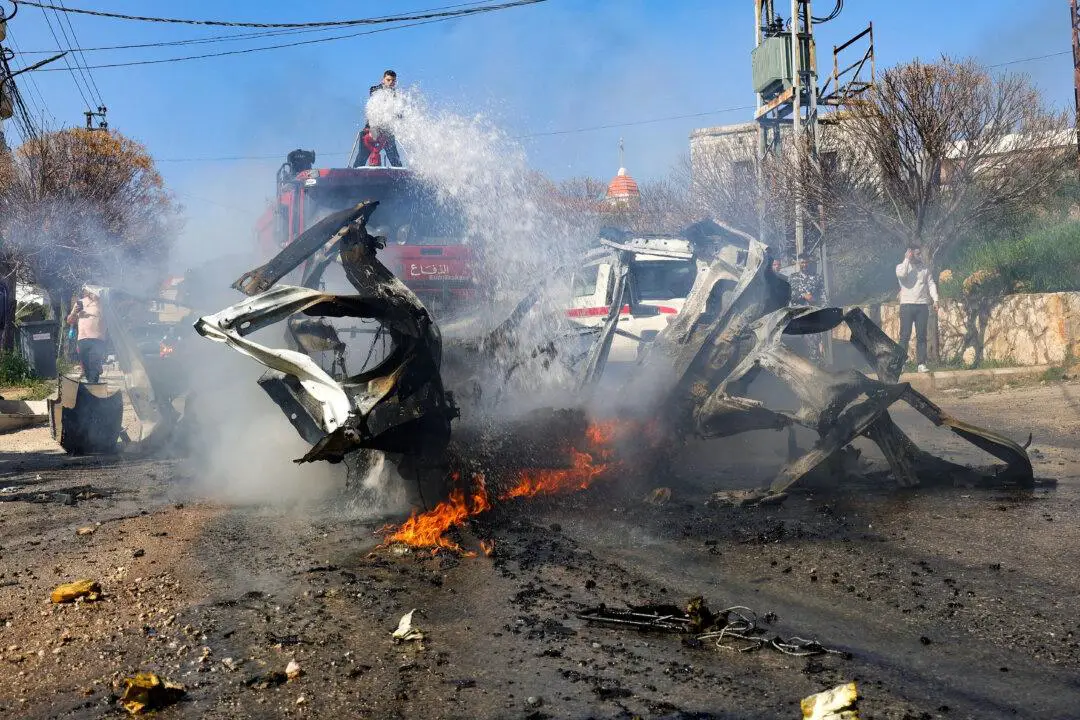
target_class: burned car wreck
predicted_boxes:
[194,202,1033,508]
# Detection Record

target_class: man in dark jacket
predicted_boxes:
[364,70,402,167]
[788,252,826,361]
[788,252,826,306]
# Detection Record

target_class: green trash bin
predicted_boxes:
[16,320,58,378]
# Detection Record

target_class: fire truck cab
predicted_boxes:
[255,149,474,317]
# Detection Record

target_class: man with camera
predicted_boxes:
[65,287,106,384]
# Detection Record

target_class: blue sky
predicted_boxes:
[3,0,1072,262]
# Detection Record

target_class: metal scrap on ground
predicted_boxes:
[578,596,849,658]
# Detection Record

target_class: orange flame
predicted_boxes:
[503,448,610,499]
[386,473,491,554]
[384,421,634,554]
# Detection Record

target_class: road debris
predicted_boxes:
[76,526,95,536]
[50,579,102,604]
[245,671,287,689]
[197,207,1033,553]
[708,489,788,507]
[644,487,672,506]
[392,609,424,642]
[118,672,186,715]
[286,659,303,680]
[579,596,848,658]
[801,682,859,720]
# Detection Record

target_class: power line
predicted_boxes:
[16,22,383,54]
[32,14,489,71]
[986,50,1071,68]
[18,0,545,29]
[0,50,40,141]
[54,0,105,106]
[513,106,756,139]
[4,30,54,127]
[153,106,757,163]
[36,1,92,109]
[15,1,498,54]
[157,152,347,164]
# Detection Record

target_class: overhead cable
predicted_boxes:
[33,4,541,71]
[35,1,92,108]
[54,0,104,105]
[16,0,545,29]
[154,105,756,163]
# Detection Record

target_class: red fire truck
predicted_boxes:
[255,149,475,316]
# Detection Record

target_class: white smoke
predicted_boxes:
[366,87,598,404]
[366,86,587,296]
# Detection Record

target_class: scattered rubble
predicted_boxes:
[118,672,186,715]
[286,659,303,680]
[50,579,102,604]
[643,487,672,506]
[801,682,859,720]
[392,609,425,642]
[579,596,848,658]
[245,671,288,690]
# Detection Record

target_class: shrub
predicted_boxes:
[0,351,35,384]
[940,221,1080,300]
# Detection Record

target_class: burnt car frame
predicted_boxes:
[195,202,1033,503]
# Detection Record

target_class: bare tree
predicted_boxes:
[806,57,1072,268]
[553,176,608,203]
[679,137,805,259]
[0,128,181,327]
[624,176,697,233]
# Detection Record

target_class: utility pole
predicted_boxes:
[752,0,874,364]
[0,8,14,352]
[0,6,64,353]
[753,1,821,259]
[85,105,107,131]
[1071,0,1080,176]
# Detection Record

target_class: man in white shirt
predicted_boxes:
[895,244,938,373]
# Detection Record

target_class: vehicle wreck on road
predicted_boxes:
[195,202,1033,514]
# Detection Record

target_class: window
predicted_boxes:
[732,160,753,181]
[630,260,696,301]
[571,264,601,298]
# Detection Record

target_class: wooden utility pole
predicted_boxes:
[0,10,15,352]
[1071,0,1080,175]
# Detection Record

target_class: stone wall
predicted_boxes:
[834,292,1080,367]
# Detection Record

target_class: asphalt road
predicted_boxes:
[1,381,1078,719]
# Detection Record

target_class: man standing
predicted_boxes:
[364,69,402,167]
[788,252,825,306]
[65,287,106,383]
[788,252,826,362]
[895,244,938,373]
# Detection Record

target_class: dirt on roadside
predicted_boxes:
[1,382,1079,719]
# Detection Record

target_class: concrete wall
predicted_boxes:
[835,292,1080,367]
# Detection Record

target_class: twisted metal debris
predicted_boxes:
[195,202,1033,502]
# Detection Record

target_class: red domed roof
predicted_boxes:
[606,167,639,199]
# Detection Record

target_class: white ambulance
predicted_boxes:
[567,235,698,363]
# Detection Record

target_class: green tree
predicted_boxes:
[0,128,181,326]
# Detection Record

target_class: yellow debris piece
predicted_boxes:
[801,681,858,720]
[119,673,186,714]
[50,579,101,604]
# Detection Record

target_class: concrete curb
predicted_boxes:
[899,365,1053,392]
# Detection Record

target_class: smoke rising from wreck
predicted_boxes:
[182,87,618,510]
[367,87,608,407]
